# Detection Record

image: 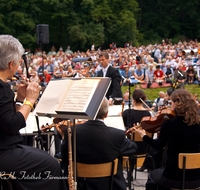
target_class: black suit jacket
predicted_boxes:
[98,66,122,99]
[61,120,137,190]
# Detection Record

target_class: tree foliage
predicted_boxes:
[1,0,200,51]
[0,0,139,51]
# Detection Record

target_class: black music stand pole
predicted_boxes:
[35,115,45,150]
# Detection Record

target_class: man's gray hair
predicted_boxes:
[159,91,164,95]
[96,97,109,119]
[0,35,24,71]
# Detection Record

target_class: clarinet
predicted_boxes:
[67,120,74,190]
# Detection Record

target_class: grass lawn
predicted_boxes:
[121,84,200,101]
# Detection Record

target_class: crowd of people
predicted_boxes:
[2,34,200,190]
[13,39,200,92]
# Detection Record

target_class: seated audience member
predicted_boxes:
[121,66,131,85]
[123,89,130,101]
[174,64,187,88]
[134,65,144,81]
[54,65,65,78]
[75,68,84,78]
[194,94,199,104]
[154,65,165,86]
[64,65,74,77]
[145,64,154,88]
[39,69,51,89]
[186,65,196,84]
[132,89,200,190]
[30,67,40,84]
[89,69,97,77]
[37,58,47,74]
[44,60,54,75]
[196,64,200,85]
[153,91,165,112]
[164,63,173,86]
[57,97,137,190]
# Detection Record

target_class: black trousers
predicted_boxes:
[146,168,200,190]
[0,144,67,190]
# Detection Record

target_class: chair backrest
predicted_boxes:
[131,130,152,142]
[179,153,200,169]
[76,158,118,178]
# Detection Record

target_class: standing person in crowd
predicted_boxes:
[154,65,165,86]
[132,89,200,190]
[0,35,67,190]
[174,64,187,88]
[98,52,122,105]
[57,97,137,190]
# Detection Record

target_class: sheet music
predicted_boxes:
[59,79,99,112]
[35,79,73,114]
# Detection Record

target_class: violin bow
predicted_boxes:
[139,98,156,117]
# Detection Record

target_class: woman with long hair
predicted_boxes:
[133,89,200,189]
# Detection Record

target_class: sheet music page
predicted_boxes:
[35,79,73,114]
[59,79,100,112]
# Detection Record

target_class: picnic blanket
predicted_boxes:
[141,82,171,89]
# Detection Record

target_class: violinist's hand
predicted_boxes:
[55,122,67,139]
[133,126,146,138]
[125,127,134,135]
[41,124,49,133]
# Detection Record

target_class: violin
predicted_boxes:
[125,109,175,135]
[41,119,87,132]
[140,109,175,133]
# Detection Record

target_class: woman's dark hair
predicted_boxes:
[132,90,146,103]
[166,88,174,97]
[156,65,160,69]
[171,89,200,126]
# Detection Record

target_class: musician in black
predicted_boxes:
[0,35,67,190]
[57,97,137,190]
[133,89,200,190]
[174,64,187,88]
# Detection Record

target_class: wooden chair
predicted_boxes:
[0,174,15,190]
[76,158,118,190]
[177,153,200,190]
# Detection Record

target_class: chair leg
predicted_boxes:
[134,158,137,180]
[110,161,115,190]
